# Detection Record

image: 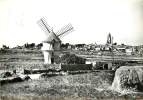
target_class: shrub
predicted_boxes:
[55,53,85,64]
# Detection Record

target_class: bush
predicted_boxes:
[54,53,85,64]
[60,53,85,64]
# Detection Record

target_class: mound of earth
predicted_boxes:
[112,66,143,92]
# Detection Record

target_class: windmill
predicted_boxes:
[37,17,74,64]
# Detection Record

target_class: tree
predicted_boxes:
[2,45,9,49]
[24,43,35,49]
[121,43,125,46]
[113,42,117,45]
[36,43,43,49]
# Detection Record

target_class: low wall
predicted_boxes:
[22,64,61,74]
[61,64,92,71]
[23,64,92,74]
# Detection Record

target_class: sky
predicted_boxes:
[0,0,143,47]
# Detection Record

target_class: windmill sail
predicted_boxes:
[56,23,74,37]
[37,18,52,34]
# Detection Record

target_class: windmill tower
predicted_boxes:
[37,18,74,64]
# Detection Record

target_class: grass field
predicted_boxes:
[0,71,117,99]
[0,49,143,100]
[1,71,143,100]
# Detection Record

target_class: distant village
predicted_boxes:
[0,33,143,57]
[0,43,143,57]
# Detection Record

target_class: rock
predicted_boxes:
[24,75,31,81]
[0,72,12,78]
[111,66,143,92]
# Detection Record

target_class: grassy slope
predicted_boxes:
[1,71,142,100]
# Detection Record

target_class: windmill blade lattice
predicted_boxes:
[56,23,74,38]
[37,18,53,35]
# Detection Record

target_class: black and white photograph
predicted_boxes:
[0,0,143,100]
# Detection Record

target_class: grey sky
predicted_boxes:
[0,0,143,47]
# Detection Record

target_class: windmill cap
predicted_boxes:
[43,32,61,43]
